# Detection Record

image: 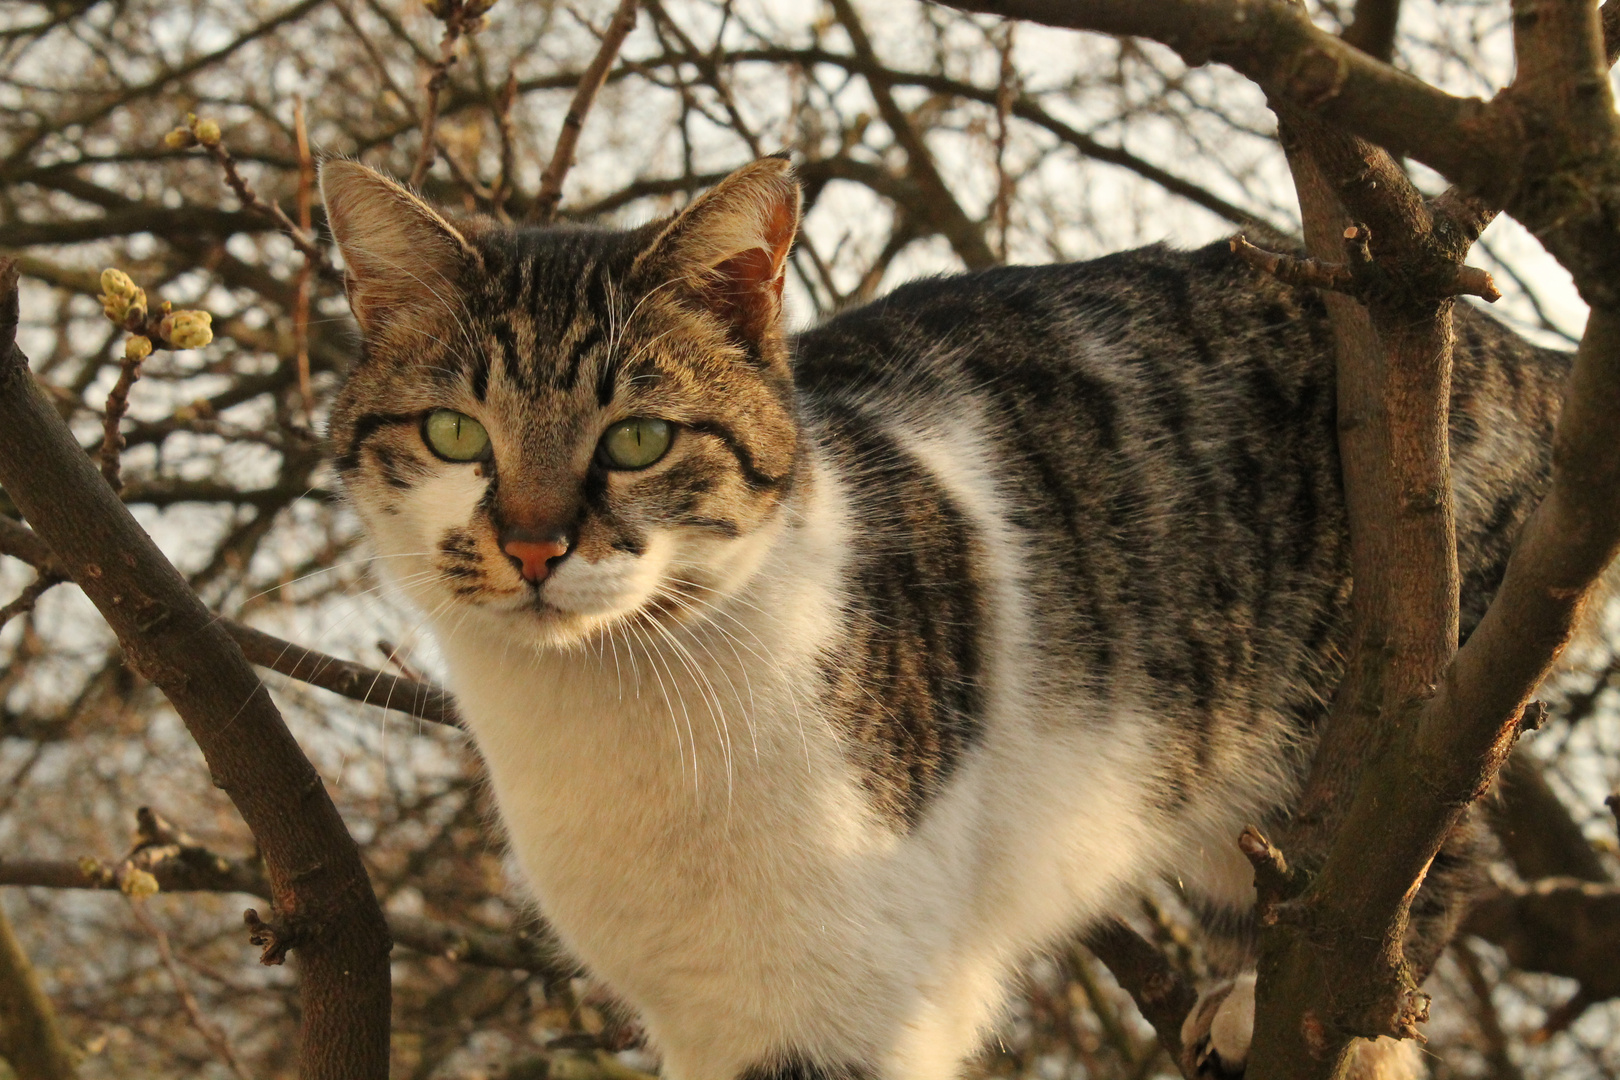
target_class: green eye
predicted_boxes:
[598,418,673,470]
[423,409,490,462]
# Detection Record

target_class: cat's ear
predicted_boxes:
[636,155,800,344]
[319,159,481,339]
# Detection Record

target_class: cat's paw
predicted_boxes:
[1180,973,1255,1079]
[1180,974,1427,1080]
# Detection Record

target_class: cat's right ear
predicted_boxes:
[320,160,481,341]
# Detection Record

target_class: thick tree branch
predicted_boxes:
[0,900,77,1080]
[1489,749,1611,884]
[0,515,461,727]
[1466,878,1620,1003]
[1081,919,1197,1075]
[1341,0,1401,64]
[0,261,392,1080]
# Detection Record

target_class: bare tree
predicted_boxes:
[1,1,1616,1077]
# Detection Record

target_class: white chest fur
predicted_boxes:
[424,438,1198,1079]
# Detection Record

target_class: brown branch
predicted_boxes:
[293,95,316,419]
[1341,0,1401,64]
[0,0,330,178]
[531,0,639,224]
[0,570,64,630]
[169,117,333,275]
[0,262,392,1080]
[828,0,999,269]
[223,620,462,728]
[0,514,461,726]
[1466,878,1620,1003]
[128,899,253,1080]
[490,71,519,221]
[1490,749,1611,884]
[1452,939,1526,1080]
[495,45,1284,230]
[409,0,479,189]
[0,854,574,979]
[1229,234,1356,294]
[0,900,77,1080]
[1081,919,1198,1075]
[98,346,145,492]
[1231,231,1500,302]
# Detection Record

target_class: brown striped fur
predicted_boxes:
[323,157,1569,1080]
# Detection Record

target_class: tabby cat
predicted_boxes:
[320,156,1568,1080]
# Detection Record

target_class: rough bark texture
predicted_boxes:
[0,261,393,1080]
[921,3,1620,1078]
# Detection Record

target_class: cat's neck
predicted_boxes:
[432,445,852,793]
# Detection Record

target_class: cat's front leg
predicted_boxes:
[1180,973,1423,1080]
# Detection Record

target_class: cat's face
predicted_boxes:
[322,159,802,648]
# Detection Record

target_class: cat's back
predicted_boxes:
[791,240,1569,791]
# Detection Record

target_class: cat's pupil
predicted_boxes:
[598,418,672,470]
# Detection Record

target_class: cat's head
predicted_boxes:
[322,157,802,648]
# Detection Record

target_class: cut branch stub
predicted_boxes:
[245,907,308,966]
[1239,825,1308,926]
[1230,227,1499,305]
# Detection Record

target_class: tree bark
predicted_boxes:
[0,261,392,1080]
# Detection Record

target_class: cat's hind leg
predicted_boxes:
[1180,974,1423,1080]
[1180,809,1494,1079]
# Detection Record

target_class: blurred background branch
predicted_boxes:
[0,1,1615,1077]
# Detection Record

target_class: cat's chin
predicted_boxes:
[471,594,677,653]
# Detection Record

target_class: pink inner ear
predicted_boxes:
[705,246,787,343]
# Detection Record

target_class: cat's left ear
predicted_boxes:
[635,154,800,344]
[320,159,483,343]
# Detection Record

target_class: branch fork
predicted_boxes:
[1230,226,1501,305]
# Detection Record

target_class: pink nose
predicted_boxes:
[503,538,569,582]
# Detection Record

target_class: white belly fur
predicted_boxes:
[430,416,1244,1079]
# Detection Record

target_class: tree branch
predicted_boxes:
[0,261,392,1080]
[0,854,575,980]
[1081,919,1198,1075]
[0,899,77,1080]
[827,0,999,269]
[0,515,461,727]
[1341,0,1401,64]
[531,0,640,224]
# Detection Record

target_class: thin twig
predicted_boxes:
[992,21,1017,262]
[179,121,331,273]
[531,0,640,223]
[98,347,147,492]
[292,95,315,421]
[0,853,573,979]
[409,2,474,188]
[490,71,519,221]
[1452,940,1526,1080]
[128,899,254,1080]
[0,570,64,630]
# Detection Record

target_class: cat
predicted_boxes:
[320,155,1568,1080]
